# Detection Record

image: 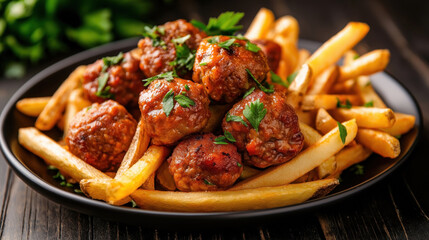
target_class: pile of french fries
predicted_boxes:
[15,8,415,212]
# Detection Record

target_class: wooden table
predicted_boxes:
[1,0,429,238]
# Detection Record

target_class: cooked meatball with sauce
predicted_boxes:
[251,39,282,72]
[139,78,210,145]
[193,35,270,103]
[138,19,207,78]
[222,90,304,168]
[66,100,137,172]
[168,133,243,191]
[82,52,144,109]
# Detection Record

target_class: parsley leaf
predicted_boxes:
[171,34,191,44]
[226,113,248,127]
[224,130,236,143]
[214,136,228,145]
[95,73,114,99]
[363,100,374,107]
[237,162,242,167]
[207,36,220,44]
[191,12,244,36]
[270,71,288,88]
[204,179,216,185]
[199,62,208,66]
[217,38,237,50]
[243,99,267,131]
[184,84,190,91]
[174,92,195,108]
[131,200,138,208]
[170,35,196,71]
[162,90,175,116]
[243,87,255,99]
[337,121,347,144]
[142,25,166,48]
[246,68,274,93]
[336,98,352,109]
[102,52,124,71]
[287,71,298,85]
[353,54,360,60]
[142,71,178,87]
[349,164,364,175]
[245,41,261,52]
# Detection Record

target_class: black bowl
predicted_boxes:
[0,38,422,228]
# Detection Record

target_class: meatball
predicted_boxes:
[139,78,210,145]
[251,39,282,71]
[83,52,144,109]
[66,100,137,172]
[138,19,207,78]
[168,133,243,191]
[193,35,270,103]
[222,90,304,168]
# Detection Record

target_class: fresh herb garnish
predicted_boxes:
[214,136,228,145]
[142,25,166,48]
[246,68,274,93]
[95,52,124,99]
[142,71,178,87]
[245,41,261,52]
[102,52,124,71]
[74,189,83,194]
[184,84,190,91]
[395,135,402,139]
[218,38,239,50]
[243,87,255,99]
[270,71,288,88]
[191,12,244,36]
[162,90,175,116]
[353,54,360,60]
[174,92,195,108]
[170,35,196,71]
[131,200,138,208]
[349,164,364,175]
[243,99,267,131]
[199,62,208,66]
[336,98,352,109]
[287,71,298,85]
[207,36,220,44]
[363,100,374,107]
[337,121,347,144]
[171,34,190,44]
[224,130,236,143]
[226,113,248,127]
[237,162,242,167]
[204,179,216,185]
[49,165,81,192]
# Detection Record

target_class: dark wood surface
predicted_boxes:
[1,0,429,239]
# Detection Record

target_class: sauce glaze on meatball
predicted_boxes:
[139,78,210,145]
[168,133,243,191]
[193,35,270,103]
[82,52,144,109]
[222,90,304,168]
[66,100,137,172]
[138,19,207,78]
[251,39,282,72]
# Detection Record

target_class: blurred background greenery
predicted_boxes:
[0,0,174,78]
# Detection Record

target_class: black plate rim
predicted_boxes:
[0,38,423,224]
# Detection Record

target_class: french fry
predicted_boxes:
[35,65,86,130]
[294,49,311,72]
[330,143,372,178]
[343,49,359,66]
[273,36,299,76]
[268,16,299,43]
[115,119,150,178]
[230,119,357,190]
[380,113,416,136]
[276,60,289,80]
[16,97,50,117]
[245,8,275,40]
[79,179,130,205]
[240,165,261,180]
[296,109,316,127]
[18,127,109,181]
[131,178,339,212]
[202,104,231,133]
[156,160,176,190]
[338,49,390,82]
[106,146,170,203]
[307,65,339,95]
[299,122,336,179]
[356,129,400,158]
[329,79,356,94]
[356,76,387,108]
[315,108,338,135]
[330,107,395,128]
[287,63,312,109]
[63,89,91,136]
[142,173,155,190]
[306,22,369,77]
[302,94,362,111]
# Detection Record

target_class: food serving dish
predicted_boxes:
[0,37,422,227]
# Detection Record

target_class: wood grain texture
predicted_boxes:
[1,0,429,239]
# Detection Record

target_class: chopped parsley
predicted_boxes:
[214,131,236,145]
[142,26,166,48]
[337,121,347,144]
[48,165,81,193]
[95,52,124,99]
[246,68,274,93]
[191,12,244,36]
[170,34,196,71]
[237,162,242,167]
[204,179,215,185]
[171,34,190,44]
[199,62,208,66]
[184,84,190,91]
[162,90,175,116]
[207,36,220,44]
[226,113,248,127]
[243,87,255,99]
[349,164,364,175]
[287,71,298,85]
[217,38,238,50]
[353,54,360,60]
[174,92,195,108]
[102,52,124,71]
[270,71,288,88]
[131,200,138,208]
[243,99,267,131]
[224,130,236,143]
[142,71,178,87]
[245,41,261,52]
[214,136,228,145]
[336,98,352,109]
[363,100,374,107]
